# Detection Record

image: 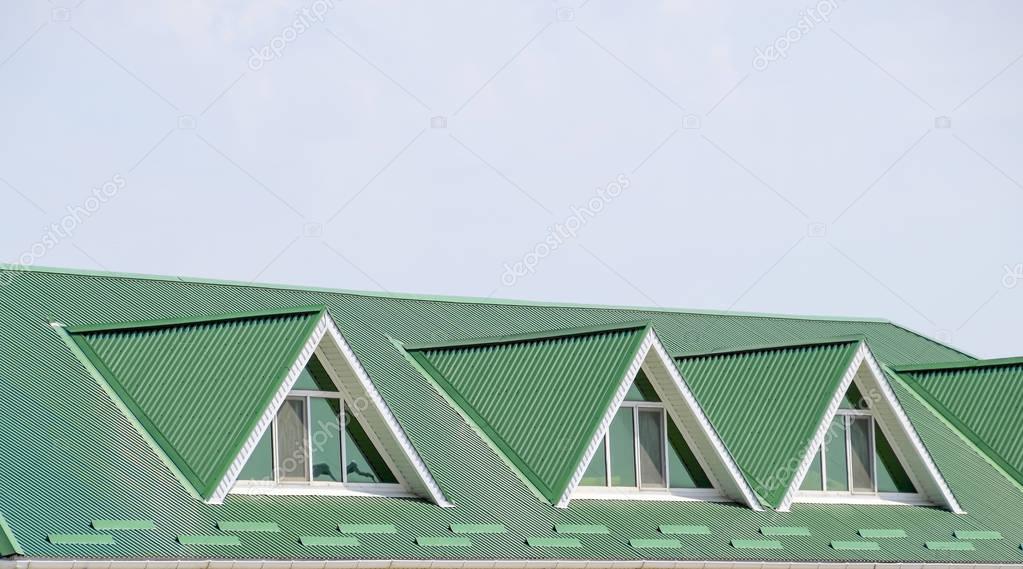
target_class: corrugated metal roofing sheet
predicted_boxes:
[894,359,1023,490]
[675,340,861,506]
[2,266,1021,563]
[406,323,648,503]
[64,306,324,500]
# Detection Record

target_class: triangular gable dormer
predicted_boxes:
[58,307,450,506]
[405,322,760,510]
[779,341,961,512]
[562,328,762,509]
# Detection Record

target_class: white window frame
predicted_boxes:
[796,406,921,503]
[232,379,412,497]
[578,398,725,501]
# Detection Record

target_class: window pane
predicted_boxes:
[799,448,823,491]
[849,417,873,492]
[310,398,343,482]
[875,423,916,493]
[580,439,607,486]
[238,425,274,481]
[638,409,666,488]
[277,399,309,481]
[292,356,338,391]
[344,407,398,483]
[825,416,849,491]
[608,408,636,486]
[667,416,712,488]
[625,370,660,402]
[840,383,868,410]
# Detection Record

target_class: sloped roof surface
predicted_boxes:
[675,340,861,506]
[407,323,648,503]
[66,306,324,499]
[894,358,1023,490]
[6,266,1023,563]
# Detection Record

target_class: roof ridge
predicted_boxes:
[673,335,866,359]
[404,321,652,351]
[2,263,896,324]
[893,357,1023,373]
[64,305,326,334]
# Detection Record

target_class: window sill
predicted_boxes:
[572,486,728,502]
[793,491,929,506]
[230,481,414,499]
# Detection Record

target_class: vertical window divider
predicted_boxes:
[341,402,348,484]
[271,414,279,483]
[603,434,611,487]
[632,407,641,489]
[305,396,313,482]
[661,407,669,488]
[844,415,853,493]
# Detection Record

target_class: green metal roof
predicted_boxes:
[406,323,650,503]
[894,359,1023,491]
[64,306,325,500]
[675,339,862,506]
[5,265,1023,563]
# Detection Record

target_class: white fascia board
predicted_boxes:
[776,342,962,513]
[211,311,452,507]
[558,328,762,511]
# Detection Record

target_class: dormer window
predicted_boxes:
[797,383,918,502]
[577,370,716,498]
[234,355,404,495]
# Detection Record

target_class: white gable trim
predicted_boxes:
[777,342,962,513]
[210,312,452,507]
[558,328,762,510]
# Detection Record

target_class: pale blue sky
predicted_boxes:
[1,0,1021,357]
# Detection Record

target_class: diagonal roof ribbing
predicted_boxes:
[62,306,326,500]
[893,358,1023,491]
[406,322,650,503]
[674,338,863,506]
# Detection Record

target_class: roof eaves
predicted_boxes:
[65,305,326,334]
[403,321,653,352]
[672,335,866,360]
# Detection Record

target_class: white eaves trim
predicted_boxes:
[210,311,452,507]
[558,328,762,510]
[777,342,962,513]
